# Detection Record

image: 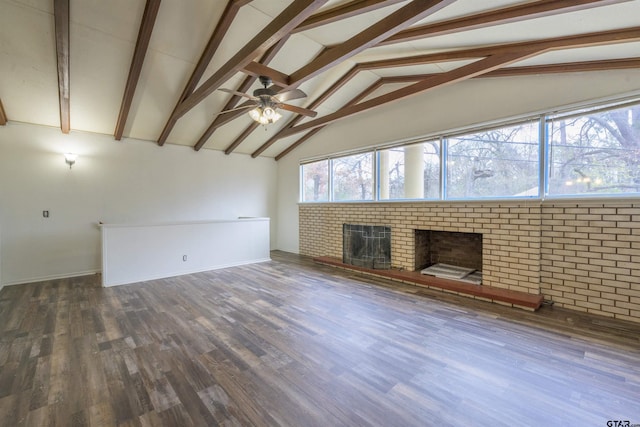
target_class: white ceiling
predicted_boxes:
[1,0,639,158]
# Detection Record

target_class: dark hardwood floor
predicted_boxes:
[1,251,639,426]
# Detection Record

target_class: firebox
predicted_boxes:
[343,224,391,269]
[414,230,482,271]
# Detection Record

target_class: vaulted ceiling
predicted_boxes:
[1,0,639,160]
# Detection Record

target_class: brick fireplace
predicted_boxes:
[300,201,542,296]
[299,200,640,323]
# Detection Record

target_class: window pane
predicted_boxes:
[378,141,440,200]
[332,152,374,201]
[446,122,540,199]
[547,103,640,196]
[301,160,329,202]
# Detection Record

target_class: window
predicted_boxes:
[547,103,640,196]
[332,152,374,201]
[378,141,440,200]
[446,122,540,199]
[301,159,329,202]
[299,97,640,203]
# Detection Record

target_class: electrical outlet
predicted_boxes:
[183,255,187,262]
[43,210,49,218]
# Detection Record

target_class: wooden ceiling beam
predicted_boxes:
[194,98,252,149]
[274,57,640,159]
[290,0,456,87]
[0,98,6,125]
[379,74,438,84]
[273,26,640,155]
[284,64,361,128]
[221,104,321,156]
[174,0,328,119]
[361,51,484,70]
[241,62,290,86]
[359,26,640,71]
[249,0,458,157]
[273,79,384,160]
[380,0,631,46]
[293,0,407,33]
[115,0,161,140]
[485,57,640,77]
[477,27,639,59]
[360,58,640,84]
[231,37,291,107]
[258,26,639,158]
[220,42,325,155]
[273,129,322,161]
[251,120,302,158]
[348,78,387,105]
[223,122,261,155]
[198,89,271,139]
[309,65,364,108]
[158,0,252,146]
[195,35,290,152]
[250,64,362,157]
[278,50,543,139]
[217,47,336,133]
[518,26,640,52]
[196,4,638,158]
[245,0,628,157]
[54,0,70,134]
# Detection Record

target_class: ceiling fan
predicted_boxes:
[219,76,318,125]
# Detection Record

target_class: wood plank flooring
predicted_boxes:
[1,250,639,426]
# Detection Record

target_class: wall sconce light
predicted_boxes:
[64,153,77,169]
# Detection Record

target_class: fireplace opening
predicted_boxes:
[343,224,391,269]
[415,230,482,284]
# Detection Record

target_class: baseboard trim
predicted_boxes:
[2,269,101,287]
[103,258,272,287]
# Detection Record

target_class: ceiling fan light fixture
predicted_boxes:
[263,106,280,120]
[249,106,282,125]
[219,75,314,127]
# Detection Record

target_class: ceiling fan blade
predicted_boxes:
[218,88,256,100]
[278,103,317,118]
[274,88,307,103]
[218,104,255,115]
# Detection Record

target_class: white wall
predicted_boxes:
[0,122,277,286]
[101,219,271,287]
[275,70,640,253]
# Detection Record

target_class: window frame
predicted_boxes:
[298,96,640,204]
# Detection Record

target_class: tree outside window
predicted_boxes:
[301,160,329,202]
[332,153,374,201]
[446,122,540,199]
[299,99,640,203]
[547,104,640,195]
